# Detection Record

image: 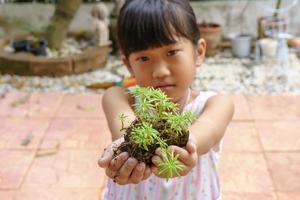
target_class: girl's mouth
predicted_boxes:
[155,85,176,91]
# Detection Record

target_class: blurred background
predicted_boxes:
[0,0,299,95]
[0,1,300,200]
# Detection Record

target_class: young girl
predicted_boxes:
[98,0,234,199]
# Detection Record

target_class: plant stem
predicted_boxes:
[274,0,282,18]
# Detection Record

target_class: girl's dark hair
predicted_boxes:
[117,0,200,58]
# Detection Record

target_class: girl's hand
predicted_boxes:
[151,139,198,179]
[98,138,152,185]
[98,137,124,168]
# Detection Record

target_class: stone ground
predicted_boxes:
[0,92,299,200]
[1,52,300,95]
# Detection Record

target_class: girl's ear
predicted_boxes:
[195,39,206,67]
[121,55,135,77]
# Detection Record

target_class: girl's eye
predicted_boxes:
[167,50,179,56]
[137,56,149,62]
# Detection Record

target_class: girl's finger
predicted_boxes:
[168,145,196,167]
[98,147,114,168]
[109,152,129,171]
[117,157,138,179]
[186,140,197,154]
[98,137,124,168]
[151,155,162,167]
[142,167,152,180]
[130,162,145,184]
[105,167,117,179]
[150,165,158,174]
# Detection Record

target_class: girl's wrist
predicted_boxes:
[189,118,218,155]
[188,134,197,146]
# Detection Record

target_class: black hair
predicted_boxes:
[117,0,200,58]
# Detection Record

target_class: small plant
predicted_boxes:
[114,86,195,180]
[118,113,128,130]
[155,150,185,181]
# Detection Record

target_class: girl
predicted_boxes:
[98,0,234,199]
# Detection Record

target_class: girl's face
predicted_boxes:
[123,37,206,107]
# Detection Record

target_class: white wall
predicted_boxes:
[0,1,299,37]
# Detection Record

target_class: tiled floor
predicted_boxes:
[0,93,299,200]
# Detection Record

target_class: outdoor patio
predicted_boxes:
[0,92,299,200]
[0,0,300,199]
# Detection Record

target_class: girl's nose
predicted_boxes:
[152,63,171,79]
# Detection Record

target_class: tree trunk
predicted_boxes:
[46,0,83,50]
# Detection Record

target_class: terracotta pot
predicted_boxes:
[198,23,223,57]
[287,38,300,59]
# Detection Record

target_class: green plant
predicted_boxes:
[154,149,185,181]
[273,0,282,18]
[130,122,160,151]
[116,86,195,180]
[118,113,127,130]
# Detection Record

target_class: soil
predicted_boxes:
[114,119,189,165]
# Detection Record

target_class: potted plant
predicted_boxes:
[257,0,287,39]
[198,21,222,57]
[114,86,195,180]
[229,1,253,58]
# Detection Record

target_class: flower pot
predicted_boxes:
[230,33,252,58]
[288,38,300,59]
[198,23,222,57]
[259,38,278,58]
[257,16,288,39]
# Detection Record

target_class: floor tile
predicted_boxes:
[0,150,35,189]
[25,93,64,118]
[0,92,29,117]
[247,96,300,120]
[1,93,299,198]
[255,121,300,151]
[0,92,63,117]
[222,122,261,153]
[14,188,101,200]
[232,96,253,121]
[0,118,50,150]
[55,94,104,118]
[219,152,274,193]
[222,192,276,200]
[265,153,300,192]
[22,149,106,189]
[276,192,300,200]
[40,119,111,150]
[0,190,15,200]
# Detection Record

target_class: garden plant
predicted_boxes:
[114,86,195,180]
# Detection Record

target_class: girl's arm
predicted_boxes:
[100,86,152,185]
[189,95,234,156]
[102,86,135,141]
[151,94,234,179]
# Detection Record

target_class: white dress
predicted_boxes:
[102,91,222,200]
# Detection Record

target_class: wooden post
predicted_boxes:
[46,0,83,50]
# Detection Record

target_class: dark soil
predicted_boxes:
[114,119,189,165]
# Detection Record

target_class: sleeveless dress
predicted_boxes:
[102,91,222,200]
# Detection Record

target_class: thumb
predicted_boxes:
[186,140,197,154]
[98,147,114,168]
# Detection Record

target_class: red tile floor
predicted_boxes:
[0,93,299,200]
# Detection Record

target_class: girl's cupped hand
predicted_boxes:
[151,138,198,179]
[98,137,152,185]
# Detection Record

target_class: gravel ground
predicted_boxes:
[0,51,299,95]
